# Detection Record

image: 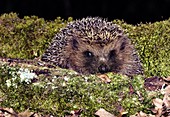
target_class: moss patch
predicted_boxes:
[0,13,72,59]
[0,64,158,116]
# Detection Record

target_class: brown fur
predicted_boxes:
[63,35,142,76]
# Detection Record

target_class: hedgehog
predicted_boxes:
[41,17,143,76]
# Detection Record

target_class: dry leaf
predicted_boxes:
[95,108,115,117]
[152,98,163,117]
[0,108,44,117]
[163,94,170,108]
[130,111,144,117]
[130,111,155,117]
[161,85,170,95]
[0,107,17,117]
[18,109,35,117]
[144,76,164,91]
[163,76,170,82]
[97,74,111,83]
[153,98,163,109]
[137,111,148,117]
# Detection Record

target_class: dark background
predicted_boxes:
[1,0,170,24]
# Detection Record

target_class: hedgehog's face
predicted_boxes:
[80,45,121,74]
[66,36,133,75]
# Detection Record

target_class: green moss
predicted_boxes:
[0,64,157,116]
[0,13,71,59]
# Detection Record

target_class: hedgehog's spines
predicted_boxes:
[41,17,143,76]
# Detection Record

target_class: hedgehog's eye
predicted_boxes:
[83,51,94,58]
[109,49,116,59]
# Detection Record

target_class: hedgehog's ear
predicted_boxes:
[119,37,129,51]
[120,41,126,51]
[71,38,79,50]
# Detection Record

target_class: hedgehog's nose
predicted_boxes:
[98,64,109,74]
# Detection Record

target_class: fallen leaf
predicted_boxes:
[130,111,155,117]
[161,85,170,95]
[18,109,35,117]
[153,98,163,109]
[163,94,170,108]
[97,74,111,83]
[137,111,148,117]
[163,76,170,82]
[144,76,164,91]
[95,108,115,117]
[0,107,17,117]
[152,98,163,117]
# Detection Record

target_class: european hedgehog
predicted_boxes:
[41,17,143,76]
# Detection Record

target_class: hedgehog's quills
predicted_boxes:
[41,17,143,76]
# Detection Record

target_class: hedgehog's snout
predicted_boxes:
[98,64,109,74]
[98,57,109,74]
